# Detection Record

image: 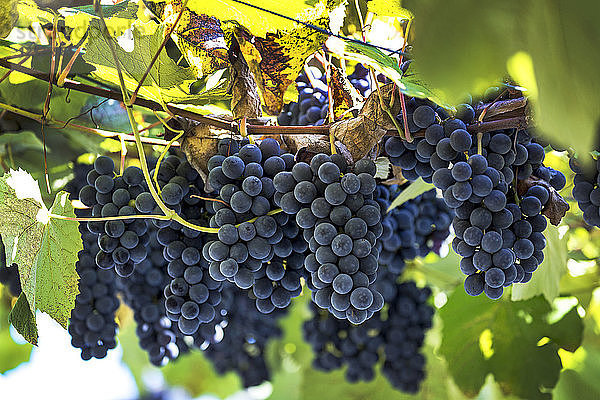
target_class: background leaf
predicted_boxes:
[440,288,582,399]
[512,224,568,302]
[387,178,434,212]
[0,297,32,371]
[7,294,37,345]
[404,0,600,157]
[84,22,196,89]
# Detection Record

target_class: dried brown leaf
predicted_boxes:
[284,135,352,165]
[330,83,401,160]
[228,37,261,119]
[180,123,219,190]
[517,176,570,226]
[329,65,363,120]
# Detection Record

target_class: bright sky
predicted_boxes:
[0,312,139,400]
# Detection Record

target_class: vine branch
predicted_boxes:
[0,59,530,138]
[0,102,177,146]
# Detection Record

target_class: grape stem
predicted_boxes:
[237,208,283,227]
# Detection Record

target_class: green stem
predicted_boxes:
[153,131,184,193]
[50,213,169,223]
[237,208,283,227]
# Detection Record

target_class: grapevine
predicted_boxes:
[0,1,596,399]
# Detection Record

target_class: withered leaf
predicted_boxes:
[517,176,570,226]
[227,37,261,119]
[330,83,402,160]
[179,123,219,189]
[329,65,364,120]
[234,5,329,115]
[143,0,229,77]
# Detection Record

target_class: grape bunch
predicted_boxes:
[374,86,567,299]
[380,282,434,393]
[203,138,305,301]
[78,156,151,277]
[303,302,384,382]
[116,222,185,366]
[203,283,287,388]
[68,224,119,360]
[432,128,556,299]
[571,155,600,228]
[64,162,93,200]
[375,185,453,275]
[303,280,433,393]
[146,156,224,336]
[277,64,373,127]
[274,154,384,324]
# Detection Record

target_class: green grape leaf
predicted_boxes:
[387,178,434,212]
[328,39,452,108]
[404,0,600,157]
[512,224,567,302]
[440,288,582,399]
[0,170,81,344]
[84,21,196,89]
[144,0,319,38]
[0,131,44,152]
[8,293,38,345]
[0,298,32,371]
[554,343,600,400]
[548,305,584,353]
[405,246,464,290]
[554,369,600,400]
[83,21,229,104]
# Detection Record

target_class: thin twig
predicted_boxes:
[354,0,405,141]
[190,195,229,207]
[40,17,60,194]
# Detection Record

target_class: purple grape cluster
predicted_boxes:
[303,280,433,393]
[274,154,383,324]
